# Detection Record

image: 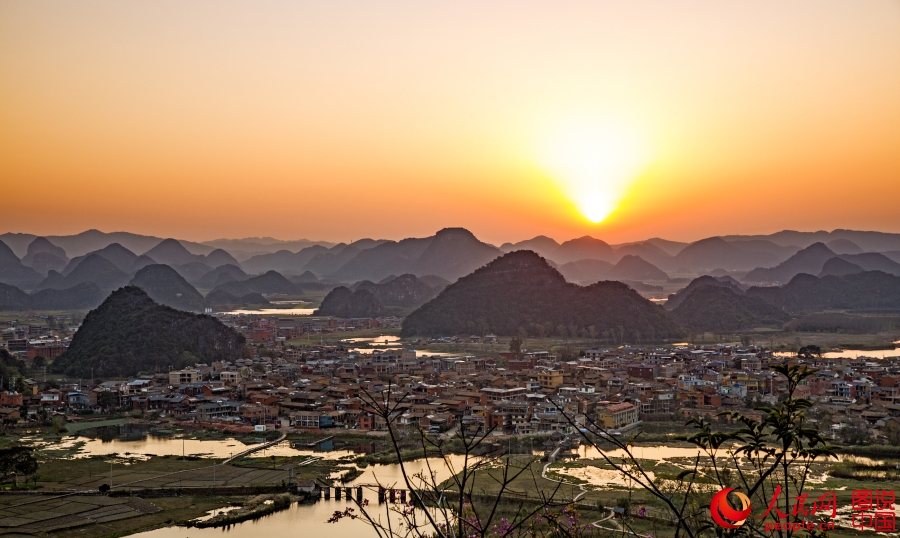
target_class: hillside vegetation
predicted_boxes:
[53,286,245,378]
[401,250,681,341]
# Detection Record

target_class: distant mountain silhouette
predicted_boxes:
[826,239,864,255]
[720,229,900,252]
[198,264,248,289]
[37,254,130,292]
[242,245,329,274]
[209,270,301,296]
[609,255,669,281]
[558,259,614,283]
[22,238,69,274]
[130,255,157,273]
[143,238,204,266]
[613,242,673,267]
[199,237,335,258]
[670,285,790,332]
[550,236,616,264]
[53,286,244,378]
[0,230,215,259]
[818,257,864,277]
[401,250,681,340]
[665,275,746,310]
[173,261,213,284]
[671,237,787,272]
[330,238,433,282]
[65,243,142,274]
[0,240,43,290]
[500,236,561,258]
[318,274,439,316]
[640,238,689,257]
[27,252,69,275]
[303,245,363,277]
[0,282,105,311]
[130,264,207,312]
[408,228,501,281]
[839,253,900,275]
[205,248,240,268]
[744,243,837,284]
[559,255,667,284]
[295,270,320,283]
[747,271,900,313]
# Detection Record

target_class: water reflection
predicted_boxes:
[219,308,316,315]
[52,435,358,461]
[131,455,469,538]
[775,347,900,359]
[342,335,401,344]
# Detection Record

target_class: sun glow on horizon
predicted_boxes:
[539,121,650,224]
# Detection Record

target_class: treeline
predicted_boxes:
[784,313,900,334]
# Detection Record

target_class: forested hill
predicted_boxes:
[401,250,682,341]
[53,286,245,378]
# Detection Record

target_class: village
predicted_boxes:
[3,313,900,448]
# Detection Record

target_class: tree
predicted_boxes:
[508,337,523,359]
[98,390,117,412]
[0,446,39,488]
[797,345,822,359]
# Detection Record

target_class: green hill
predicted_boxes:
[53,286,245,378]
[401,250,681,340]
[316,286,383,317]
[670,285,791,333]
[747,271,900,313]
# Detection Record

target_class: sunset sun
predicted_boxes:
[540,122,649,223]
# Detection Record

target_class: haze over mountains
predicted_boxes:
[4,227,900,317]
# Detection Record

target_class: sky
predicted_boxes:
[1,1,899,246]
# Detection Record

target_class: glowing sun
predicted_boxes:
[540,122,649,223]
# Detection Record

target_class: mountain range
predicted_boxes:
[5,228,900,298]
[316,274,445,317]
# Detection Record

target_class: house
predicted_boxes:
[537,370,564,389]
[0,391,23,407]
[596,402,639,430]
[292,411,334,429]
[169,369,201,386]
[67,391,89,408]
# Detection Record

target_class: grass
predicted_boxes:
[84,496,240,537]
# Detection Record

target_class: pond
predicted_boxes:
[130,454,469,538]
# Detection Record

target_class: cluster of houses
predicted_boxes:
[3,316,900,443]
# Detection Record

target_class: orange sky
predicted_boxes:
[1,1,899,246]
